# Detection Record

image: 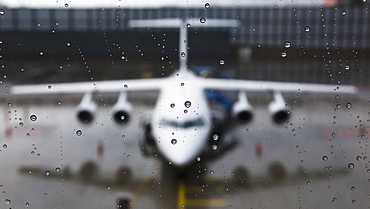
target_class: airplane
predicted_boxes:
[11,18,358,169]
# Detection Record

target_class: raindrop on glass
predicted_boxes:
[171,139,177,145]
[2,144,7,149]
[213,134,219,141]
[209,170,214,174]
[0,9,5,15]
[181,52,186,57]
[342,10,346,16]
[187,23,191,28]
[281,52,287,58]
[344,64,350,71]
[322,156,328,161]
[205,3,210,9]
[30,115,37,121]
[200,17,206,23]
[184,101,191,108]
[284,41,291,48]
[348,163,354,169]
[219,59,225,65]
[351,186,356,191]
[304,26,310,32]
[76,130,82,136]
[5,198,11,204]
[212,145,218,150]
[356,156,362,161]
[346,102,352,109]
[45,171,50,176]
[196,156,201,162]
[170,103,175,108]
[39,51,44,56]
[55,167,60,173]
[65,3,69,7]
[48,85,52,89]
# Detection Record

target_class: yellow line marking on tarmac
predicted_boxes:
[186,199,227,207]
[178,179,186,209]
[131,176,155,208]
[186,185,204,193]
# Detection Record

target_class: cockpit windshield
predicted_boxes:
[160,117,204,129]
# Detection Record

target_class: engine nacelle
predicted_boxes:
[111,92,132,125]
[232,92,253,124]
[268,92,290,124]
[76,93,97,124]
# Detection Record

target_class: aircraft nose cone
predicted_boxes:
[157,132,207,167]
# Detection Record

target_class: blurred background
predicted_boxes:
[0,0,369,209]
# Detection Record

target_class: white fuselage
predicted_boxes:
[150,70,212,166]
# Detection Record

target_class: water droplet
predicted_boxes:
[212,145,218,150]
[209,170,214,174]
[48,85,52,89]
[342,10,346,16]
[65,3,69,7]
[170,103,175,108]
[5,198,11,204]
[304,26,310,32]
[55,167,60,173]
[171,139,177,145]
[284,41,291,48]
[7,102,12,107]
[58,101,62,105]
[219,59,225,65]
[200,17,206,23]
[348,163,354,169]
[26,202,30,207]
[184,109,188,114]
[181,83,185,86]
[281,52,287,58]
[356,156,362,161]
[19,122,24,127]
[351,186,356,191]
[205,3,210,9]
[123,84,128,88]
[322,156,328,161]
[344,64,350,71]
[352,199,356,204]
[181,52,186,57]
[66,42,71,47]
[346,102,352,109]
[76,130,82,136]
[332,197,337,202]
[196,157,201,162]
[184,101,191,108]
[213,134,219,141]
[3,144,7,149]
[30,115,37,121]
[107,186,111,190]
[45,171,50,176]
[0,9,5,15]
[187,23,191,28]
[39,51,44,56]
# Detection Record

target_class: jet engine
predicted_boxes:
[232,92,253,124]
[76,92,97,124]
[268,92,290,124]
[111,92,132,125]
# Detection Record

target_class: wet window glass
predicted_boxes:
[0,1,369,209]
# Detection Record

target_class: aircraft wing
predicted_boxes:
[11,78,165,95]
[200,78,358,94]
